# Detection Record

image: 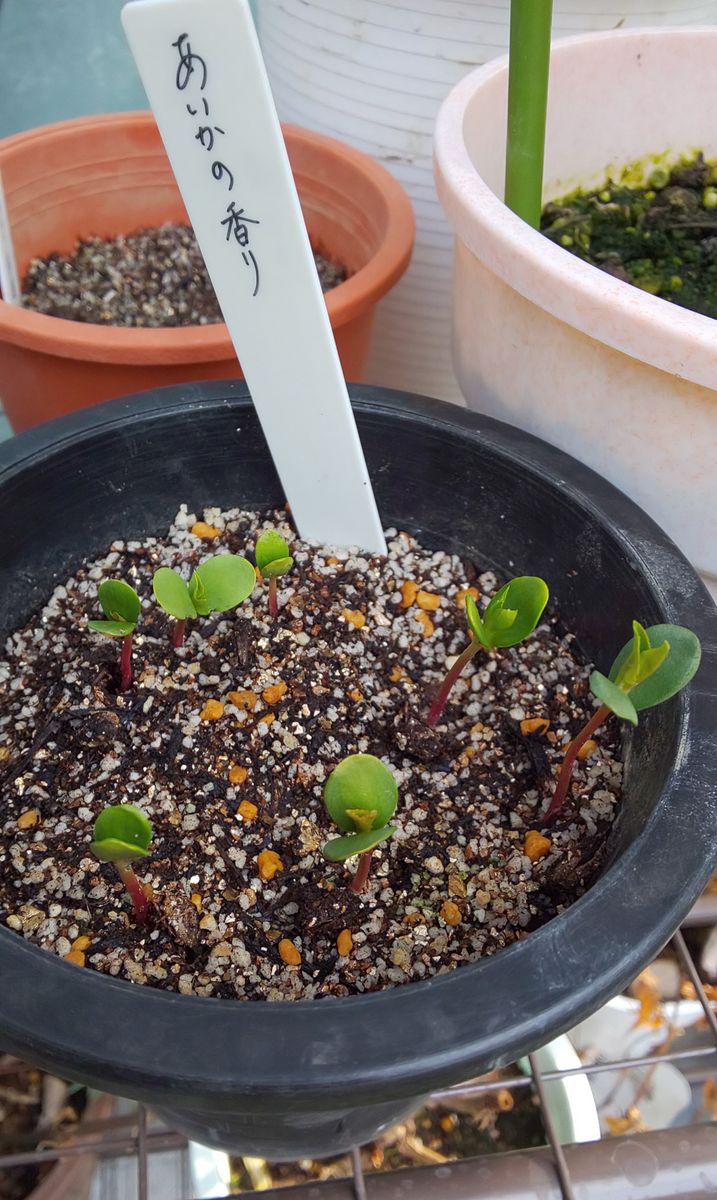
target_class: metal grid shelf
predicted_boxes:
[1,923,716,1200]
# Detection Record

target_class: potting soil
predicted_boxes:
[0,510,622,1001]
[542,152,717,319]
[20,223,346,327]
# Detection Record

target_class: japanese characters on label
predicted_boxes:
[173,32,260,297]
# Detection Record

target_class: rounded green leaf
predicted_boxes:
[89,837,147,863]
[489,604,519,634]
[88,619,136,638]
[256,530,293,576]
[483,577,549,648]
[324,753,398,833]
[189,554,256,615]
[98,579,140,625]
[91,804,153,863]
[590,670,638,726]
[260,555,294,580]
[321,825,397,862]
[609,623,701,711]
[152,567,197,619]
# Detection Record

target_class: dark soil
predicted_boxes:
[542,152,717,318]
[0,507,622,1001]
[20,223,347,326]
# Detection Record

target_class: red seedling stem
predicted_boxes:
[349,849,374,895]
[115,861,151,925]
[171,618,187,649]
[544,703,611,822]
[268,576,278,619]
[427,640,481,727]
[119,635,133,693]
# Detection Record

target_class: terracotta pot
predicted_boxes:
[0,112,414,432]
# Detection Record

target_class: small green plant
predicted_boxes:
[322,754,398,894]
[88,579,141,692]
[90,804,153,924]
[545,621,701,821]
[427,576,549,727]
[255,530,294,618]
[153,554,256,647]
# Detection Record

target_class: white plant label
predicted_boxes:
[121,0,386,555]
[0,171,20,305]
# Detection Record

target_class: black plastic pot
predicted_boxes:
[0,381,715,1160]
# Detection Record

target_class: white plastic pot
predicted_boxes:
[435,26,717,578]
[524,1035,601,1145]
[258,3,717,405]
[570,995,704,1133]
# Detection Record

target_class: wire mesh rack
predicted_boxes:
[1,912,716,1200]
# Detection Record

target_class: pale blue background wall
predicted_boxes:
[0,0,258,138]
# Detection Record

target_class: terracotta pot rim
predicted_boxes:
[0,111,414,364]
[434,26,717,391]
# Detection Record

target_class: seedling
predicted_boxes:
[427,576,549,727]
[255,530,294,618]
[153,554,256,647]
[88,579,141,692]
[322,754,398,894]
[545,621,701,821]
[90,804,153,924]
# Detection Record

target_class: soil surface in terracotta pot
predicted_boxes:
[20,223,346,327]
[0,506,623,1002]
[542,152,717,319]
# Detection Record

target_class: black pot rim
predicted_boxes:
[1,380,715,1112]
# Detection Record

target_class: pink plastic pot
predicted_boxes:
[435,27,717,580]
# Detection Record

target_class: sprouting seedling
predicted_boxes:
[545,621,701,822]
[255,530,294,618]
[153,554,256,647]
[90,804,153,925]
[88,580,141,692]
[322,754,398,895]
[427,576,549,727]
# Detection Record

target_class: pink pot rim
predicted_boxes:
[434,26,717,392]
[0,112,414,365]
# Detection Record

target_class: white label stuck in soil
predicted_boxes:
[122,0,386,556]
[0,170,20,305]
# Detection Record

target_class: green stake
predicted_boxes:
[504,0,553,228]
